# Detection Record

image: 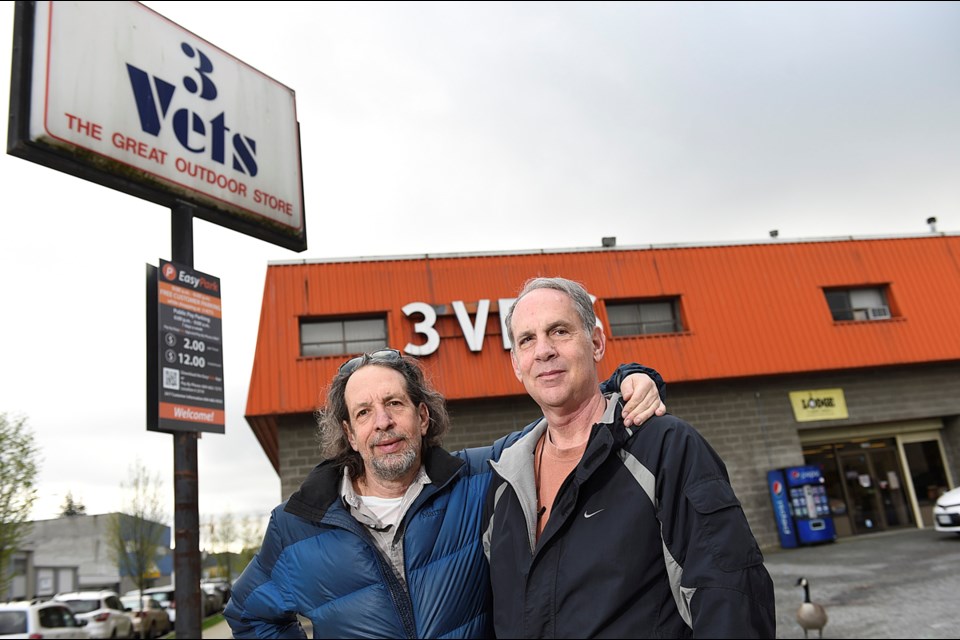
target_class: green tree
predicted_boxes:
[199,512,264,581]
[203,511,237,581]
[108,460,166,599]
[59,491,86,517]
[235,514,264,576]
[0,413,40,597]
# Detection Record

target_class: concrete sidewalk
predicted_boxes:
[202,527,960,638]
[202,617,234,639]
[202,615,313,638]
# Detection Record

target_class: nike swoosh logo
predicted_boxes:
[584,509,605,519]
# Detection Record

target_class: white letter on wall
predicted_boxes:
[453,299,490,352]
[498,298,517,350]
[589,293,603,330]
[402,302,440,356]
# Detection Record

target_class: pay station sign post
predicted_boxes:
[147,260,225,435]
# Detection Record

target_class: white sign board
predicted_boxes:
[14,1,306,249]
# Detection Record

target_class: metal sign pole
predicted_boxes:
[171,203,202,639]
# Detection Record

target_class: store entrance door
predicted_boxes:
[872,449,912,528]
[802,424,947,537]
[840,451,883,534]
[838,444,914,534]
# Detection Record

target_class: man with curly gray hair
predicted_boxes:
[315,349,450,485]
[226,347,664,639]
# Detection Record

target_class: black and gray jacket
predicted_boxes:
[482,393,776,639]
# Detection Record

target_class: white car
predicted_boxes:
[135,587,175,623]
[119,596,170,640]
[934,486,960,533]
[53,591,134,639]
[0,600,90,638]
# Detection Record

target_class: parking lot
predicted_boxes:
[766,526,960,638]
[203,527,960,639]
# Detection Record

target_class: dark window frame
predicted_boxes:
[299,316,388,358]
[823,285,892,322]
[605,297,685,336]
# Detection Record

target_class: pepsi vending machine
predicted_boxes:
[768,464,836,548]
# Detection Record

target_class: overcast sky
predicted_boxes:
[1,1,957,535]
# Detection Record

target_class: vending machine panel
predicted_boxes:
[785,465,837,545]
[768,465,836,548]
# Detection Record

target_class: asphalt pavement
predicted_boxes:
[767,526,960,638]
[203,526,960,639]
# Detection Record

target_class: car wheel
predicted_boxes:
[146,622,155,639]
[111,626,118,638]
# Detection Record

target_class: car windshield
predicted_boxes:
[0,611,28,635]
[62,599,100,614]
[150,593,172,605]
[121,597,142,610]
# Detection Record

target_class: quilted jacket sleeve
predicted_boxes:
[601,362,667,401]
[224,508,306,639]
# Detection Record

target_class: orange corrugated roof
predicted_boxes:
[245,235,960,471]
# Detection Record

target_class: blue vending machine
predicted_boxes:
[768,464,836,548]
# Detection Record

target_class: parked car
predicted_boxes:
[136,587,175,623]
[53,591,133,639]
[0,600,90,638]
[200,578,231,606]
[130,583,224,621]
[119,596,170,640]
[934,485,960,533]
[198,583,223,617]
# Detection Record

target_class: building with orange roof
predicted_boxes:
[245,232,960,549]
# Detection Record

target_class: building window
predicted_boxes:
[824,286,891,321]
[300,317,387,357]
[606,299,683,336]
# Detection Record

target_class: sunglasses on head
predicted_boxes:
[338,348,403,376]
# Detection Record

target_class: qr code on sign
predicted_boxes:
[163,367,180,390]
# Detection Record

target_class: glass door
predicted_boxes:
[870,448,914,528]
[839,452,884,534]
[902,439,950,527]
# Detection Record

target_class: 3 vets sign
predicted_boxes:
[9,1,306,251]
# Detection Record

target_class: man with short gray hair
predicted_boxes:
[485,276,775,638]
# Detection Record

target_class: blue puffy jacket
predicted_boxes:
[224,442,516,639]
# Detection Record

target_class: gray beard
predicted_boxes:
[370,444,418,481]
